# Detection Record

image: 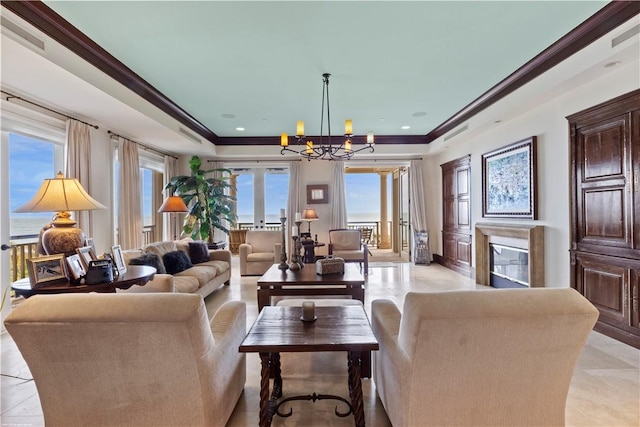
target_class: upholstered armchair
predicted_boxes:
[4,293,246,427]
[239,230,282,275]
[328,228,368,275]
[372,289,598,427]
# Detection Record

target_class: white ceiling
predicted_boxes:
[1,1,637,158]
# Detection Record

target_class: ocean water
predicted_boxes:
[238,212,381,225]
[10,216,52,238]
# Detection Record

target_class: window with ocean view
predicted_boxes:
[9,133,62,238]
[232,168,289,228]
[345,173,391,224]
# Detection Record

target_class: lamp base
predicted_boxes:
[42,225,85,256]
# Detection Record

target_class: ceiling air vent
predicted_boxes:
[444,124,468,142]
[611,24,639,48]
[1,18,45,52]
[179,127,202,144]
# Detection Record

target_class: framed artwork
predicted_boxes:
[482,136,537,219]
[66,254,86,280]
[111,245,127,275]
[307,184,328,204]
[27,254,67,288]
[76,246,96,270]
[85,237,96,256]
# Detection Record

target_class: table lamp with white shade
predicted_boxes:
[14,172,107,255]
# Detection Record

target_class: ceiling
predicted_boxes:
[1,1,635,157]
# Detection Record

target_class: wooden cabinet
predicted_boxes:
[568,89,640,348]
[440,155,472,276]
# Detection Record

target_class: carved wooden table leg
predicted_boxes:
[271,352,282,399]
[348,351,365,427]
[259,352,272,427]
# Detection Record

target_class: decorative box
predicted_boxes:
[316,256,345,275]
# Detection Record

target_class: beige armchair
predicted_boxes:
[4,293,246,427]
[372,288,598,427]
[239,230,282,275]
[328,228,368,275]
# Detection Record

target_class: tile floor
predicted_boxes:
[2,257,639,426]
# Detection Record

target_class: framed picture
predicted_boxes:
[482,136,537,219]
[76,246,96,270]
[27,254,67,288]
[85,237,96,256]
[111,245,127,275]
[307,184,328,204]
[66,254,86,280]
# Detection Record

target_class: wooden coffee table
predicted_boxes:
[239,305,379,427]
[257,263,365,311]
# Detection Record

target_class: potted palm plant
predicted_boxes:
[165,156,236,244]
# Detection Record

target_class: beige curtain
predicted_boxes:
[117,138,142,249]
[330,161,348,229]
[409,159,432,262]
[163,156,178,241]
[65,119,92,236]
[287,161,300,249]
[209,161,227,244]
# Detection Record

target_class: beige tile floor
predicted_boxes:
[2,255,639,426]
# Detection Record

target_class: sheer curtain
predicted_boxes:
[208,160,227,243]
[117,137,142,249]
[163,156,178,241]
[65,119,92,236]
[287,161,300,246]
[330,161,348,229]
[409,159,432,262]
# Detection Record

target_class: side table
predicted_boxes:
[11,265,156,298]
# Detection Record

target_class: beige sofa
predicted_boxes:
[239,230,282,276]
[121,238,231,297]
[4,293,246,427]
[371,289,598,427]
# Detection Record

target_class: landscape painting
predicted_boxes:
[482,136,537,219]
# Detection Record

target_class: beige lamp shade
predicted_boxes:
[158,196,189,213]
[14,172,107,255]
[301,208,319,221]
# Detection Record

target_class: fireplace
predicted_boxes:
[490,244,529,288]
[475,223,544,287]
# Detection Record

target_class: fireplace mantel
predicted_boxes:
[475,223,545,287]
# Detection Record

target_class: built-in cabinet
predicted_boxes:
[568,89,640,348]
[440,155,472,276]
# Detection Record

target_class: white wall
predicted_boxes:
[423,61,639,287]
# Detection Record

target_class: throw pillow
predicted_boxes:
[189,240,210,264]
[128,253,166,274]
[163,250,193,275]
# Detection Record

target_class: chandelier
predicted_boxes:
[280,73,374,160]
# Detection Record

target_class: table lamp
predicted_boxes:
[14,172,107,255]
[158,195,189,240]
[301,208,319,236]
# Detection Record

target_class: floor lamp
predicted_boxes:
[158,196,189,240]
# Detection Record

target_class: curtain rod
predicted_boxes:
[1,90,99,129]
[108,130,178,160]
[208,159,301,163]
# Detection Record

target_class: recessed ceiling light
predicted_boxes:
[379,118,385,122]
[494,120,502,124]
[401,125,410,130]
[236,127,245,131]
[412,112,427,117]
[222,113,236,119]
[604,61,621,68]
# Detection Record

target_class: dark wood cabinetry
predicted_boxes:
[568,89,640,348]
[440,155,472,276]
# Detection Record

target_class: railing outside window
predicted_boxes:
[7,235,39,282]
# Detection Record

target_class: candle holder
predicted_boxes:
[289,235,302,271]
[278,216,288,271]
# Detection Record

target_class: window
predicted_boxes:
[230,167,289,230]
[8,132,64,237]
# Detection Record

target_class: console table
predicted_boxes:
[11,265,156,298]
